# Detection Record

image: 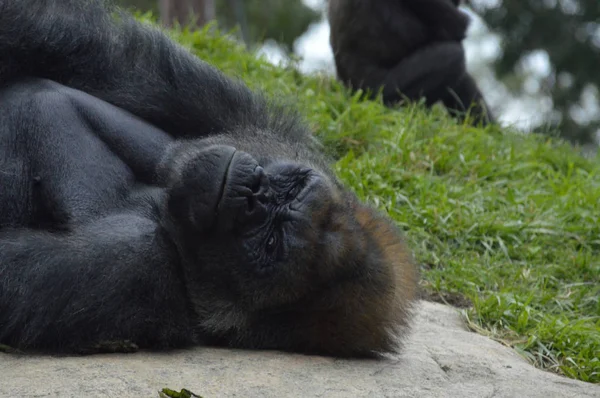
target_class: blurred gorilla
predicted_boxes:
[0,0,419,357]
[328,0,495,125]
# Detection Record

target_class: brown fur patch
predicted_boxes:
[346,203,419,353]
[273,201,420,357]
[219,194,420,358]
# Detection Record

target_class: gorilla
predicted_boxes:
[0,0,419,357]
[328,0,495,126]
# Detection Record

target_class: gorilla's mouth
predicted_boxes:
[215,148,238,212]
[214,149,270,231]
[211,150,329,233]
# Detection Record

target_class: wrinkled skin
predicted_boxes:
[0,0,419,357]
[328,0,495,125]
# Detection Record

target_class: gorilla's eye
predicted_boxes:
[286,183,304,201]
[266,234,277,253]
[285,169,312,201]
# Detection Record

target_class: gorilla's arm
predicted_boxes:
[26,79,173,185]
[341,42,467,104]
[0,77,231,352]
[341,42,493,123]
[439,73,495,124]
[0,78,195,351]
[0,0,301,140]
[381,43,467,104]
[0,214,194,351]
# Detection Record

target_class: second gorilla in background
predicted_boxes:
[328,0,495,126]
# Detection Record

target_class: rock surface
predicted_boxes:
[1,301,597,398]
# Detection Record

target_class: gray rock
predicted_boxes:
[1,301,597,398]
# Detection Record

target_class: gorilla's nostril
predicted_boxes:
[252,166,269,194]
[257,192,269,204]
[251,169,262,193]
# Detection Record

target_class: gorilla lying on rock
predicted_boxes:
[0,0,418,357]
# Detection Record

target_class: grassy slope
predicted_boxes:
[157,20,599,383]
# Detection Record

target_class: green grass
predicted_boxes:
[148,18,600,383]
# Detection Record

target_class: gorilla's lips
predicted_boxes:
[215,148,239,213]
[164,144,269,235]
[214,149,269,232]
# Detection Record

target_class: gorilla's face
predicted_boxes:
[163,143,351,309]
[161,140,417,356]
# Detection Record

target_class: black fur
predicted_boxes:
[328,0,495,125]
[0,0,419,356]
